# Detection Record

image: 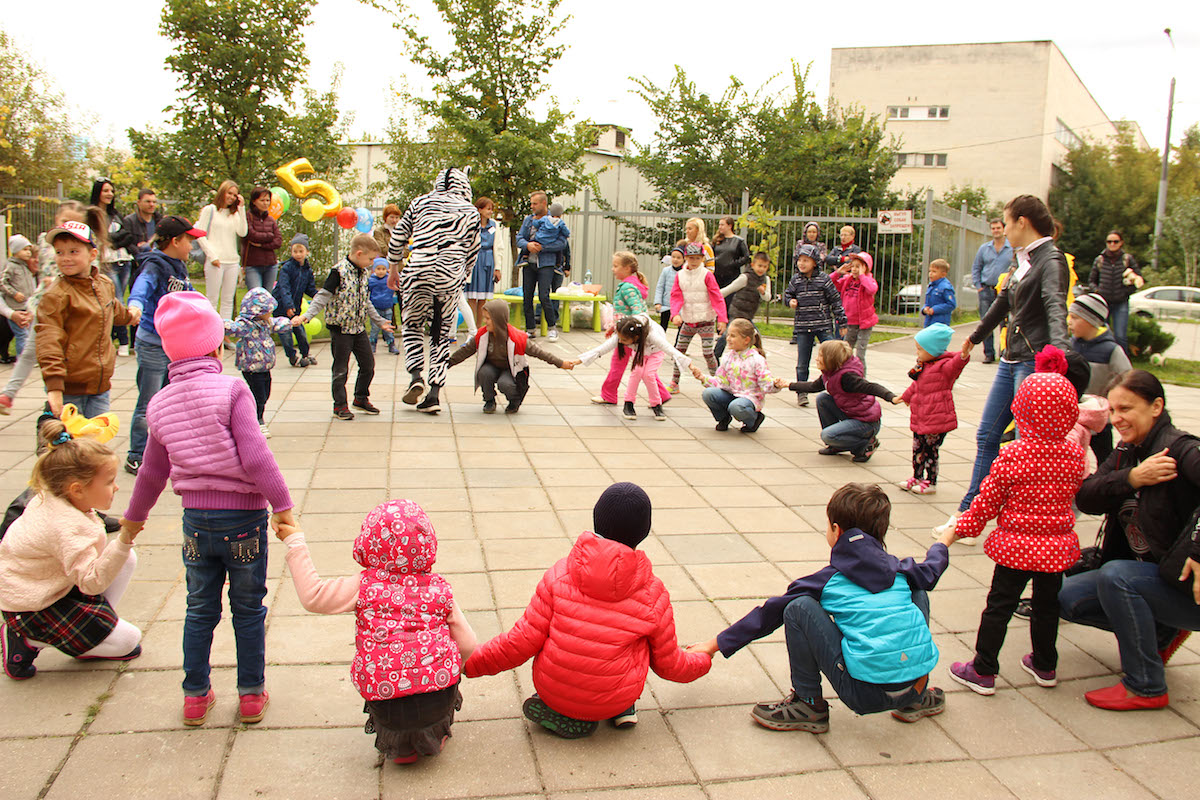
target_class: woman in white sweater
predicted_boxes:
[197,180,248,319]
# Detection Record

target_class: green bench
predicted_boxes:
[491,293,608,335]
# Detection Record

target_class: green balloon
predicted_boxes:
[270,186,291,214]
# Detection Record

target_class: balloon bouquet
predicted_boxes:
[268,157,377,339]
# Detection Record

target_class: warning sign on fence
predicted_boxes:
[877,210,913,234]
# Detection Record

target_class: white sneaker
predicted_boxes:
[590,395,615,405]
[259,424,271,439]
[911,480,937,495]
[118,344,130,357]
[547,327,559,342]
[932,513,959,539]
[897,477,918,492]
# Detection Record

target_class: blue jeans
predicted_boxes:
[702,387,758,425]
[243,265,277,292]
[181,508,270,696]
[816,392,881,455]
[522,264,558,329]
[369,305,396,348]
[279,323,309,362]
[128,340,171,461]
[1109,300,1130,355]
[111,261,132,346]
[533,269,565,325]
[977,285,997,359]
[795,328,836,383]
[957,359,1035,513]
[8,319,28,355]
[62,391,111,417]
[784,594,929,713]
[1059,560,1200,696]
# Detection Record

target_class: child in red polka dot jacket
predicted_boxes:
[948,346,1086,696]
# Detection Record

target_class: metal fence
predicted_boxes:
[0,187,65,258]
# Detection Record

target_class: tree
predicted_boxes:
[1163,195,1200,287]
[128,0,351,216]
[0,29,83,193]
[370,0,595,270]
[940,183,1002,220]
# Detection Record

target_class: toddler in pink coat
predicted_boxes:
[831,252,879,371]
[894,323,968,496]
[277,499,476,765]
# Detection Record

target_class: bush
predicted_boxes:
[1127,314,1175,357]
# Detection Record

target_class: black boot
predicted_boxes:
[403,371,425,405]
[417,383,441,414]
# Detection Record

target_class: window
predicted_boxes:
[897,152,949,168]
[888,105,948,120]
[1055,118,1082,149]
[1184,289,1200,303]
[1152,289,1182,302]
[614,129,626,149]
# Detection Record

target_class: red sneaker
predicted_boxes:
[1084,683,1168,711]
[183,690,216,726]
[0,395,12,416]
[1160,630,1192,665]
[239,691,270,724]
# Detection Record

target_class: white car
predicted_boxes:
[1129,285,1200,321]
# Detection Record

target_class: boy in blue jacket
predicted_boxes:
[922,259,956,327]
[367,257,398,354]
[691,483,956,732]
[273,234,318,367]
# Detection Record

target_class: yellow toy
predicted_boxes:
[60,404,120,444]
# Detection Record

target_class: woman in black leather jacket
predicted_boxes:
[935,195,1071,537]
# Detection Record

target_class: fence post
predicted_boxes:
[56,181,64,202]
[956,200,969,290]
[739,189,750,239]
[920,190,934,306]
[581,187,591,280]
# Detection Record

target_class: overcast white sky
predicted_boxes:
[6,0,1197,156]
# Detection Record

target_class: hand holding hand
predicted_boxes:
[961,338,975,358]
[118,518,144,545]
[128,307,142,326]
[685,637,719,658]
[937,525,958,549]
[716,321,726,334]
[560,361,574,370]
[690,365,703,381]
[1130,449,1177,488]
[275,522,301,542]
[922,307,933,316]
[773,377,790,390]
[671,315,681,326]
[290,316,305,328]
[271,509,298,532]
[892,396,905,405]
[11,310,31,327]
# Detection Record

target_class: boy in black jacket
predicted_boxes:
[784,244,846,407]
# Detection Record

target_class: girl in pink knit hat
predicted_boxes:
[276,500,477,764]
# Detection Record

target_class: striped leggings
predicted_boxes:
[673,321,717,384]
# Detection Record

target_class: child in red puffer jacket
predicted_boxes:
[463,483,711,738]
[894,323,968,496]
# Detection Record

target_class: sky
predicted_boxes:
[6,0,1197,157]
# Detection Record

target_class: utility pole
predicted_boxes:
[1152,28,1176,271]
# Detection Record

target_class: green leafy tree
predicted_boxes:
[1163,195,1200,287]
[940,183,1002,220]
[369,0,595,273]
[128,0,351,217]
[0,29,83,193]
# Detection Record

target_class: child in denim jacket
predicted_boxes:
[224,288,292,438]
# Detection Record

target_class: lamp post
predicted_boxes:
[1152,27,1176,271]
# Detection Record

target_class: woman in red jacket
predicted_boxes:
[243,187,282,292]
[463,483,712,738]
[895,323,968,497]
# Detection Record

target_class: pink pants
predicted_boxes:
[625,352,665,405]
[601,349,671,403]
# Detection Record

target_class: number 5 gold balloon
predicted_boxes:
[275,158,343,221]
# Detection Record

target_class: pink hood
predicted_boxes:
[624,275,649,300]
[831,252,878,328]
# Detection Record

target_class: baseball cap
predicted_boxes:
[46,220,94,246]
[684,242,704,257]
[156,215,207,240]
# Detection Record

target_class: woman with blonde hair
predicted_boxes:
[197,180,248,319]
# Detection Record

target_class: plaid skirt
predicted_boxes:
[2,586,118,657]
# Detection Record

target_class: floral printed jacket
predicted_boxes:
[699,347,782,411]
[225,288,292,373]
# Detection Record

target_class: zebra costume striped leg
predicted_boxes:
[428,289,462,387]
[402,281,435,378]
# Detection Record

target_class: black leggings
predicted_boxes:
[912,432,947,483]
[974,564,1064,675]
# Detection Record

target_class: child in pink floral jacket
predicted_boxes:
[692,318,781,433]
[277,499,476,765]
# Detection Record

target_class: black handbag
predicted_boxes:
[1159,504,1200,594]
[1065,522,1105,577]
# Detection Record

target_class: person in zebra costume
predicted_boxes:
[387,169,482,414]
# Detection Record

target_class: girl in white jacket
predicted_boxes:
[570,314,692,421]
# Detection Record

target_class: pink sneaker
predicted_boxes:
[911,480,937,495]
[896,477,918,491]
[239,691,269,724]
[183,690,216,726]
[0,395,12,415]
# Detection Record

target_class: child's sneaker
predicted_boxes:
[333,407,355,421]
[522,694,598,739]
[622,402,637,420]
[1021,653,1057,687]
[796,392,809,407]
[590,396,615,405]
[818,446,840,456]
[897,477,918,491]
[650,404,666,421]
[505,402,521,414]
[482,400,497,414]
[715,415,732,432]
[668,382,680,395]
[2,623,39,680]
[403,374,425,405]
[289,354,300,367]
[948,660,995,695]
[352,398,381,415]
[76,644,142,662]
[388,344,399,355]
[852,436,880,462]
[0,394,12,415]
[750,691,830,733]
[611,705,638,729]
[239,691,269,724]
[304,355,317,366]
[911,480,936,495]
[891,687,946,722]
[741,411,766,433]
[183,690,216,726]
[118,344,131,357]
[259,423,271,439]
[124,455,141,475]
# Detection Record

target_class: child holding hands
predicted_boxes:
[590,252,670,406]
[669,242,727,391]
[693,318,781,433]
[894,323,968,496]
[224,287,293,438]
[571,315,692,421]
[276,499,476,764]
[689,483,953,733]
[1,419,142,679]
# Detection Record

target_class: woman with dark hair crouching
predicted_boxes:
[1059,369,1200,710]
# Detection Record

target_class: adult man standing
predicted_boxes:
[517,191,570,341]
[124,189,163,259]
[970,219,1013,364]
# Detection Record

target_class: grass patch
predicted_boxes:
[753,320,908,343]
[1134,356,1200,389]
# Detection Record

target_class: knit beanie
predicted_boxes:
[914,322,954,358]
[1069,292,1108,330]
[373,257,389,268]
[548,202,564,217]
[7,235,32,255]
[593,482,652,549]
[156,291,226,361]
[289,233,310,248]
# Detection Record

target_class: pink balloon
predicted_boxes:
[336,207,358,229]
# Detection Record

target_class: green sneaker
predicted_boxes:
[522,695,598,739]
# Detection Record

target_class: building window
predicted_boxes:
[888,106,948,120]
[614,129,626,149]
[897,152,949,168]
[1055,118,1082,150]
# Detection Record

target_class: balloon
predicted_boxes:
[336,207,358,229]
[299,299,324,339]
[267,195,284,220]
[354,207,374,233]
[275,157,343,219]
[267,187,290,220]
[301,198,325,222]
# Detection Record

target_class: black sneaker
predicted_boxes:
[1014,598,1033,620]
[650,404,666,421]
[817,446,840,456]
[505,402,521,414]
[751,691,830,733]
[611,704,638,728]
[622,402,637,420]
[352,399,381,415]
[715,416,732,431]
[3,624,38,680]
[124,455,141,475]
[891,687,946,723]
[333,407,355,421]
[288,354,300,367]
[482,400,497,414]
[853,436,880,463]
[402,374,425,405]
[522,695,598,739]
[796,393,809,407]
[417,395,441,414]
[741,411,766,433]
[304,355,318,366]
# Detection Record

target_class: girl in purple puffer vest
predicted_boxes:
[779,339,897,463]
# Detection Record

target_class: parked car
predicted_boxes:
[1130,285,1200,321]
[892,284,923,314]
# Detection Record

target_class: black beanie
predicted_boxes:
[593,482,652,549]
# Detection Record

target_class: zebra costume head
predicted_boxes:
[433,167,473,202]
